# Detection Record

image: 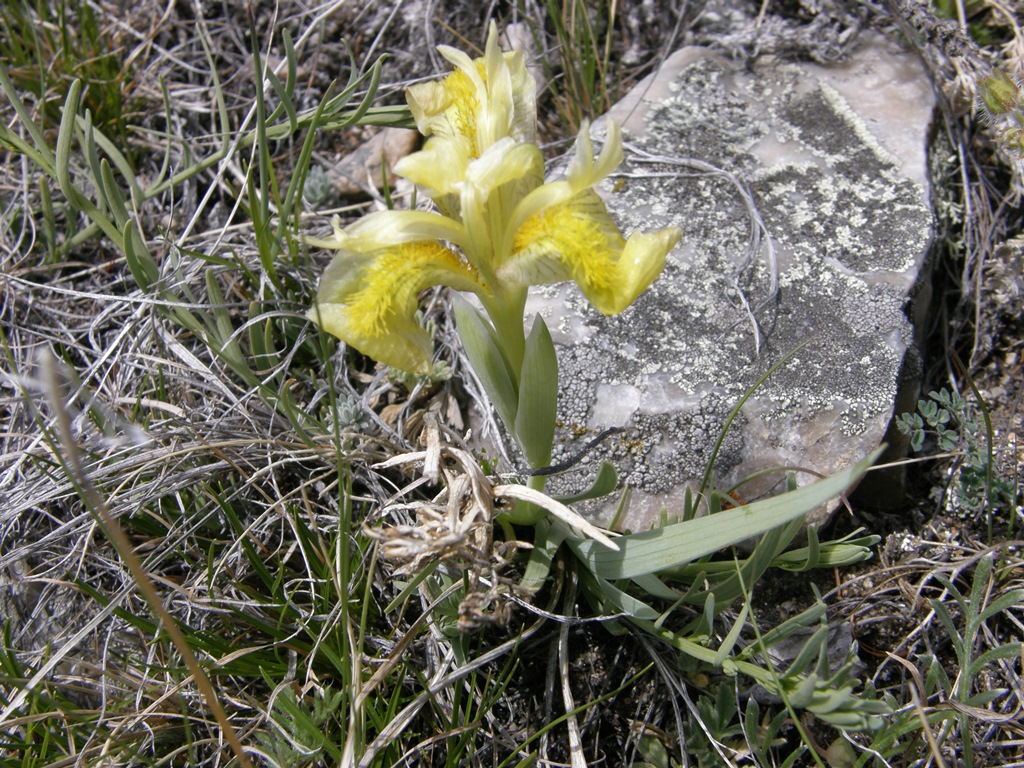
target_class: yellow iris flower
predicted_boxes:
[307,23,681,375]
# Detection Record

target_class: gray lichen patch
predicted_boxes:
[533,35,936,530]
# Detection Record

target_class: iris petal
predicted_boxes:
[407,65,482,151]
[308,210,468,254]
[450,139,544,280]
[308,242,484,374]
[501,191,681,315]
[394,136,473,219]
[505,120,624,246]
[609,229,684,314]
[406,22,536,155]
[567,119,623,190]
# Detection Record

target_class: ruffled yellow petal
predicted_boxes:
[500,191,682,315]
[504,191,622,289]
[476,23,536,149]
[405,22,536,156]
[505,49,537,145]
[566,119,623,191]
[308,242,485,374]
[305,210,468,254]
[612,229,684,313]
[462,138,543,195]
[407,65,482,150]
[394,135,472,197]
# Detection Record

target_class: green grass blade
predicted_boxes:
[337,56,384,127]
[81,115,109,219]
[0,58,53,165]
[264,30,298,133]
[970,641,1024,676]
[518,520,564,593]
[968,554,993,623]
[630,572,681,601]
[100,159,128,226]
[713,600,749,666]
[54,79,123,246]
[204,269,248,372]
[39,176,57,259]
[122,219,158,291]
[978,587,1024,624]
[78,114,141,199]
[698,339,812,500]
[55,79,84,202]
[584,572,659,621]
[276,83,334,244]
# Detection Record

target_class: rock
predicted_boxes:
[327,127,419,197]
[529,34,936,531]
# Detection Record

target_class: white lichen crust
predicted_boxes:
[529,38,935,530]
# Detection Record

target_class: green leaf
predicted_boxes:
[204,269,246,371]
[978,588,1024,624]
[53,79,122,247]
[514,316,558,469]
[55,80,83,204]
[786,673,819,709]
[752,602,828,653]
[519,520,564,593]
[573,448,883,580]
[713,601,749,666]
[77,113,141,199]
[452,297,518,431]
[785,625,829,677]
[122,219,158,291]
[697,518,804,609]
[0,59,53,166]
[630,572,680,601]
[586,572,660,620]
[970,642,1024,677]
[636,734,671,768]
[264,30,298,133]
[247,304,281,374]
[919,399,938,422]
[555,461,618,504]
[772,531,879,570]
[911,429,924,452]
[100,159,129,226]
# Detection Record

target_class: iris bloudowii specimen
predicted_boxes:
[308,23,680,520]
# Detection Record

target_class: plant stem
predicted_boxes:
[480,287,529,384]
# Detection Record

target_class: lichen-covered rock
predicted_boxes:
[529,35,936,531]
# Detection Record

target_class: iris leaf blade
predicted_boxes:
[574,448,882,579]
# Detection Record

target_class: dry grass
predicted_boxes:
[0,0,1022,766]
